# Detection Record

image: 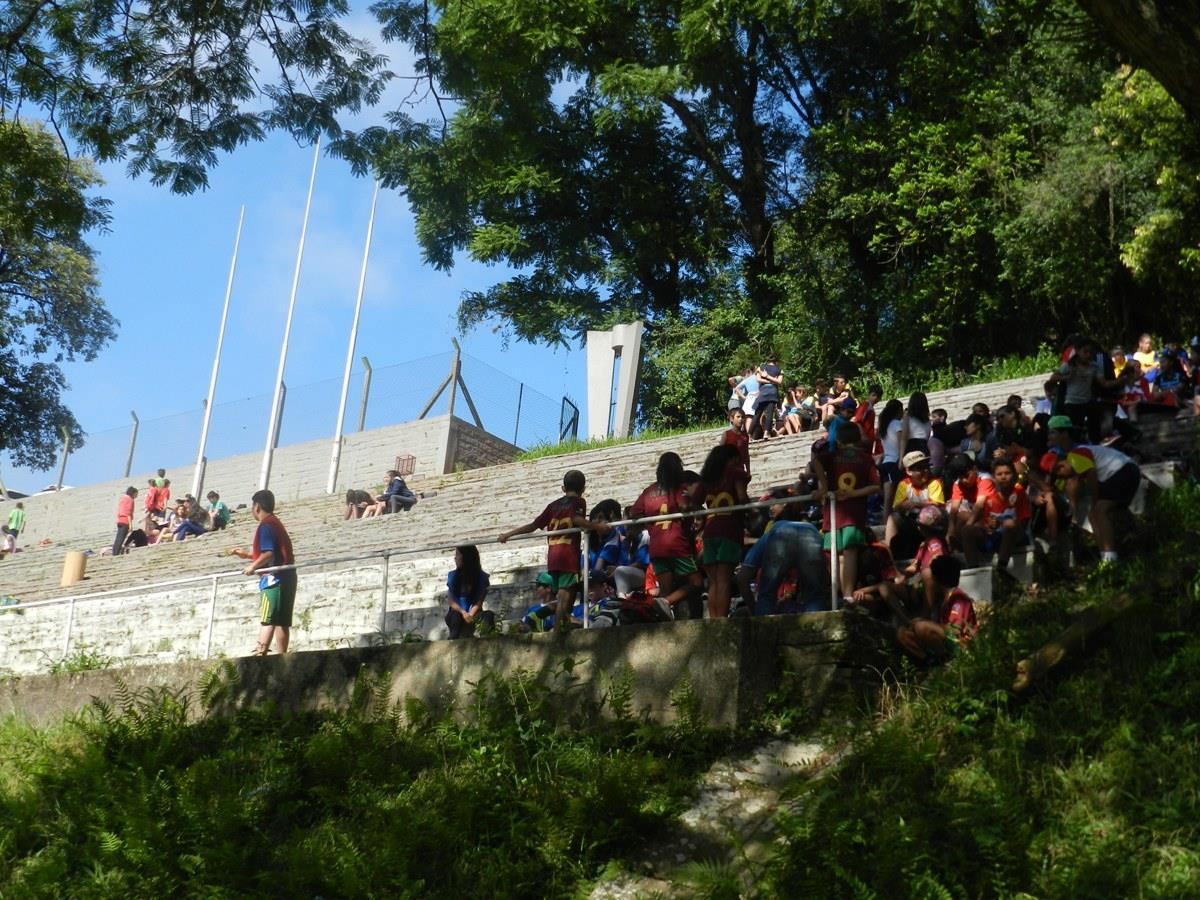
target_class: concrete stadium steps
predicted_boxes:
[2,371,1180,615]
[3,371,1192,677]
[1,414,514,548]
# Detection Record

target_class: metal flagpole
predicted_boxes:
[193,205,244,499]
[327,181,380,494]
[260,138,320,490]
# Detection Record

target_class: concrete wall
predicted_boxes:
[0,541,549,676]
[0,613,898,729]
[444,417,521,473]
[5,415,518,547]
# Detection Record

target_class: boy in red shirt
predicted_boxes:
[112,486,138,556]
[852,383,883,450]
[631,452,701,619]
[499,469,595,629]
[896,555,977,662]
[811,422,881,603]
[722,407,751,482]
[954,456,1030,567]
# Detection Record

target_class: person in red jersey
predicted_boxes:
[112,485,138,557]
[896,556,977,662]
[965,456,1031,569]
[811,422,881,604]
[631,452,701,620]
[499,469,596,629]
[695,443,750,618]
[722,406,751,482]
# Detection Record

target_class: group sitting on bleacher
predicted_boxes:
[456,332,1175,663]
[110,469,233,555]
[344,469,417,519]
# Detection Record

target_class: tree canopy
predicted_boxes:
[1,0,391,193]
[0,121,113,469]
[1,0,390,468]
[351,0,1200,426]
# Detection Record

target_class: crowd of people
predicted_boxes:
[60,331,1184,661]
[464,331,1186,662]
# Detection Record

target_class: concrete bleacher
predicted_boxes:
[0,372,1191,676]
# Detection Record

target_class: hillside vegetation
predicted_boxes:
[765,482,1200,898]
[1,483,1198,898]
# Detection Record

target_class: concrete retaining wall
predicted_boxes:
[0,613,898,729]
[0,542,549,676]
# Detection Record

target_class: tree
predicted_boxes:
[356,0,1200,426]
[0,0,391,469]
[1075,0,1200,121]
[351,0,820,345]
[1,0,391,193]
[0,121,114,469]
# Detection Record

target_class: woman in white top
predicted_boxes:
[899,391,932,459]
[877,399,905,516]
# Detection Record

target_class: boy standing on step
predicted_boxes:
[232,489,297,655]
[498,469,595,629]
[723,406,751,482]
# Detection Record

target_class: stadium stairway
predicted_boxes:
[0,373,1192,675]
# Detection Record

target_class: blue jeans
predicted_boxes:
[174,520,206,541]
[751,522,828,615]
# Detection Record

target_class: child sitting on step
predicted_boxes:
[896,556,978,663]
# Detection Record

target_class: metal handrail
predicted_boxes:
[3,485,838,660]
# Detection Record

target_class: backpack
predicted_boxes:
[616,590,664,625]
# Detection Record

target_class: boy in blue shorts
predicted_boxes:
[499,469,597,629]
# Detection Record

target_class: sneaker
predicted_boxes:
[652,596,674,621]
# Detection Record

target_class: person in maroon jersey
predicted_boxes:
[498,469,595,629]
[810,422,882,604]
[722,406,751,482]
[630,452,702,620]
[695,443,751,618]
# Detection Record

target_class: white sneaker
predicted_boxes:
[653,596,674,621]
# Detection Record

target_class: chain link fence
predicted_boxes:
[6,351,571,492]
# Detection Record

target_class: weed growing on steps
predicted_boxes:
[0,661,731,898]
[45,645,114,675]
[762,483,1200,899]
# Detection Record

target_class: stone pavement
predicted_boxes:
[589,735,838,899]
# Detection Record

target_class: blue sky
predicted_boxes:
[1,11,590,494]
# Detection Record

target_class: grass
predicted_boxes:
[0,660,730,899]
[762,482,1200,898]
[852,345,1060,404]
[45,646,113,675]
[517,419,725,461]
